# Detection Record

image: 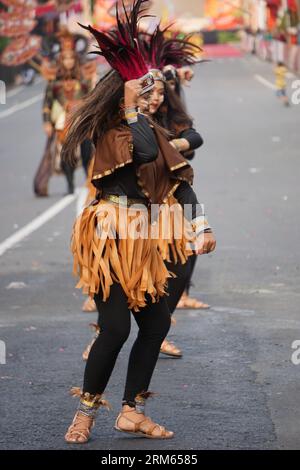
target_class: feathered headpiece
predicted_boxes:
[139,24,203,80]
[56,27,76,53]
[79,0,154,90]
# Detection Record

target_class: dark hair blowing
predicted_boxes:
[61,69,124,166]
[155,82,193,135]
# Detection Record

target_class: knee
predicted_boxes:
[142,313,171,343]
[105,323,131,347]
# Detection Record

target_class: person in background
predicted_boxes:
[274,61,289,107]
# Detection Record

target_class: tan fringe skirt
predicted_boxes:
[71,196,197,312]
[72,199,174,311]
[156,195,196,265]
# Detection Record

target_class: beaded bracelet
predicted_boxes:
[125,106,138,124]
[125,114,138,124]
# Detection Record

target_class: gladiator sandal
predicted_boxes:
[82,323,101,362]
[65,387,111,444]
[82,297,97,312]
[114,392,174,440]
[160,339,182,358]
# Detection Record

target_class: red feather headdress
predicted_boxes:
[79,0,152,83]
[139,23,203,74]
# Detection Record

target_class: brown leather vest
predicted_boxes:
[92,121,194,205]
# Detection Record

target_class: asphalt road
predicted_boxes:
[0,52,300,450]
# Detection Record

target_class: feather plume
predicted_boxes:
[139,23,203,69]
[79,0,150,81]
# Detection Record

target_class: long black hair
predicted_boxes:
[154,82,193,135]
[61,69,124,166]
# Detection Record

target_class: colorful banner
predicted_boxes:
[92,0,134,30]
[35,1,82,17]
[288,0,298,12]
[0,34,41,65]
[146,1,208,33]
[1,0,37,6]
[0,0,40,66]
[0,8,37,37]
[204,0,244,30]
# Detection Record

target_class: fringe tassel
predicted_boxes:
[156,196,195,264]
[135,391,157,402]
[71,200,173,312]
[69,387,111,411]
[89,323,101,335]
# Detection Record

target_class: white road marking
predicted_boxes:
[6,86,25,98]
[6,76,44,99]
[0,189,85,257]
[254,74,276,90]
[0,93,43,119]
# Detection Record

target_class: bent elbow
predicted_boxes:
[194,135,204,149]
[147,149,158,162]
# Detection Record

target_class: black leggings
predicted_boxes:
[95,256,195,327]
[184,254,197,295]
[164,258,192,313]
[83,283,171,404]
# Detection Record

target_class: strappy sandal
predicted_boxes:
[160,339,182,358]
[82,324,101,361]
[176,293,210,310]
[114,405,174,439]
[65,387,111,444]
[82,297,97,312]
[65,411,94,444]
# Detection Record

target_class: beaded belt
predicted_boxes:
[102,193,149,208]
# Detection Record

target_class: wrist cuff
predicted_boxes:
[191,216,211,235]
